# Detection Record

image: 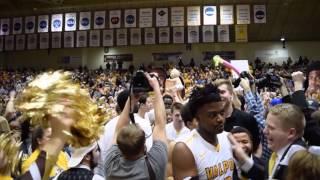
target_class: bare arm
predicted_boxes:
[166,141,176,178]
[3,91,16,120]
[148,74,167,145]
[112,98,131,144]
[172,142,198,180]
[279,77,289,97]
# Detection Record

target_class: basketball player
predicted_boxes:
[172,84,235,180]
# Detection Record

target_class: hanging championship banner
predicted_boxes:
[125,9,137,28]
[237,5,250,24]
[51,14,63,32]
[144,28,155,45]
[52,32,62,48]
[25,16,36,34]
[5,35,14,51]
[235,24,248,42]
[39,33,49,49]
[139,8,153,28]
[130,28,141,45]
[159,27,170,44]
[116,28,127,46]
[109,10,121,28]
[103,29,114,47]
[188,26,199,43]
[254,5,266,23]
[79,12,91,30]
[202,25,214,43]
[65,13,77,31]
[0,18,10,35]
[220,5,234,25]
[0,36,3,52]
[173,27,184,44]
[156,8,168,27]
[27,34,37,50]
[12,17,22,35]
[94,11,106,29]
[64,31,74,48]
[171,7,184,26]
[203,6,217,25]
[15,35,25,51]
[187,6,201,26]
[76,31,87,47]
[38,15,49,33]
[218,25,230,42]
[89,30,100,47]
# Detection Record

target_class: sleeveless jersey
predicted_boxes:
[177,130,235,180]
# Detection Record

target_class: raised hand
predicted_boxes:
[227,133,250,164]
[145,72,160,92]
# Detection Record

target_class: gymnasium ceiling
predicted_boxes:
[0,0,319,41]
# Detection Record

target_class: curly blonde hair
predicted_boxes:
[15,71,106,148]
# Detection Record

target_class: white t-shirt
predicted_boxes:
[134,113,153,151]
[98,116,119,160]
[145,109,155,125]
[165,121,190,141]
[98,114,154,156]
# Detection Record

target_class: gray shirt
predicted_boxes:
[104,140,167,180]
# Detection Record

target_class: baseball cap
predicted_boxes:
[270,98,283,106]
[68,142,98,168]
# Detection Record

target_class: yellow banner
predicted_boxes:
[235,24,248,42]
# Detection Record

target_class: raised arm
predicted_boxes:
[146,73,167,145]
[112,91,137,144]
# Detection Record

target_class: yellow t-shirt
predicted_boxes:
[22,149,68,178]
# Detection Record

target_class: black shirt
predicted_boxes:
[224,108,261,152]
[57,168,94,180]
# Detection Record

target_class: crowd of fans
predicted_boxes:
[0,56,319,180]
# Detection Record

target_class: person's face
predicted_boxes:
[308,70,320,91]
[166,109,172,123]
[38,128,52,148]
[218,84,233,105]
[263,113,293,152]
[232,132,253,155]
[172,109,183,124]
[145,97,153,111]
[141,97,152,112]
[196,101,226,136]
[164,98,173,109]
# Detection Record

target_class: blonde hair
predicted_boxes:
[269,103,305,138]
[117,124,145,157]
[286,150,320,180]
[213,79,241,109]
[15,71,106,148]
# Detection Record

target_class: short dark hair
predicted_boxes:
[188,84,221,118]
[171,102,183,113]
[31,126,44,152]
[163,94,173,109]
[230,126,254,145]
[138,94,148,105]
[116,89,130,112]
[181,102,193,126]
